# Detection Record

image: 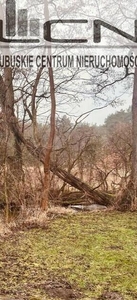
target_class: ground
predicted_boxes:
[0,211,137,300]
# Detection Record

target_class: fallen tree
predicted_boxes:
[0,71,114,207]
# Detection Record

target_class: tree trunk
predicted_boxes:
[41,67,56,210]
[116,68,137,211]
[14,137,24,180]
[4,68,24,180]
[131,67,137,208]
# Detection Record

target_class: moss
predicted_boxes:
[0,212,137,299]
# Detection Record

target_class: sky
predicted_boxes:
[69,95,132,125]
[0,0,135,127]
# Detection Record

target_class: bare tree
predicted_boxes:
[41,67,56,210]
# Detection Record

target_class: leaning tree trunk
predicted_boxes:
[0,71,113,208]
[116,67,137,211]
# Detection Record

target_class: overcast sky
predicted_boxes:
[67,92,132,125]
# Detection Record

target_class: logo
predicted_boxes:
[0,0,137,47]
[1,0,39,43]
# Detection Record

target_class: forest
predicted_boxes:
[0,0,137,299]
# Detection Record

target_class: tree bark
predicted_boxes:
[115,68,137,211]
[3,68,24,180]
[131,67,137,208]
[41,67,56,210]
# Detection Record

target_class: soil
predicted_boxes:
[98,291,124,300]
[37,279,82,299]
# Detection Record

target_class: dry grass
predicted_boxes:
[47,206,76,216]
[16,206,49,228]
[0,205,76,237]
[0,218,12,237]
